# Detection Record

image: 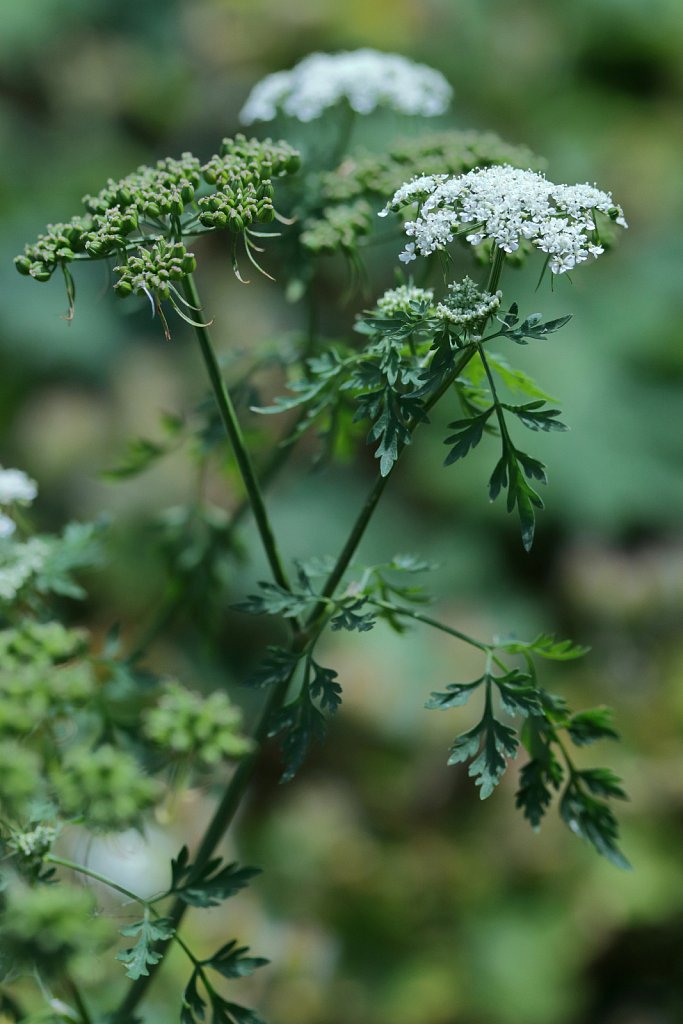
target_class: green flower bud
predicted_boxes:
[115,280,133,297]
[181,253,197,273]
[14,256,32,275]
[29,265,52,282]
[257,204,276,223]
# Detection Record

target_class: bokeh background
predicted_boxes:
[3,1,683,1022]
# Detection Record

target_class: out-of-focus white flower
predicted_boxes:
[0,468,38,505]
[0,514,16,539]
[0,539,50,599]
[239,50,452,124]
[382,165,627,274]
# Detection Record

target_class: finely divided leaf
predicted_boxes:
[203,940,269,979]
[244,646,301,689]
[116,912,175,980]
[443,411,492,465]
[170,847,260,907]
[309,659,342,714]
[567,707,619,747]
[560,780,630,869]
[425,675,485,710]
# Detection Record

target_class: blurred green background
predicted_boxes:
[3,0,683,1022]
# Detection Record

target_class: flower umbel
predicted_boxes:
[239,49,452,123]
[384,165,627,273]
[435,276,502,332]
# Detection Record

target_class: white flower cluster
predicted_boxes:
[384,165,627,274]
[239,50,452,124]
[376,284,435,318]
[435,277,502,330]
[0,468,38,540]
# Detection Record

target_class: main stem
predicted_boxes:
[181,273,291,594]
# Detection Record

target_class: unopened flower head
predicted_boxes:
[375,284,435,318]
[384,165,627,274]
[240,49,452,124]
[0,468,37,506]
[435,277,502,330]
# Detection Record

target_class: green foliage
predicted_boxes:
[116,911,175,980]
[169,847,261,908]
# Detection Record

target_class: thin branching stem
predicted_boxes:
[182,273,292,594]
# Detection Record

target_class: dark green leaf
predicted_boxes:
[425,675,485,710]
[578,768,628,801]
[567,707,619,746]
[560,780,630,869]
[309,659,342,714]
[330,601,376,633]
[270,694,327,783]
[495,670,542,716]
[243,646,301,689]
[502,401,567,432]
[203,940,269,980]
[170,847,260,907]
[181,970,206,1024]
[443,411,492,465]
[515,754,564,829]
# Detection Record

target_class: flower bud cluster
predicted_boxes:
[15,136,300,292]
[85,205,139,257]
[114,240,196,301]
[435,277,502,331]
[0,880,110,976]
[14,217,91,281]
[143,681,253,766]
[324,131,540,205]
[55,744,160,831]
[0,623,94,736]
[375,284,436,318]
[83,152,202,218]
[300,200,373,254]
[239,49,452,123]
[385,164,627,273]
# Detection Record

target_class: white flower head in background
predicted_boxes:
[0,468,38,506]
[383,164,627,274]
[239,49,453,124]
[0,513,16,539]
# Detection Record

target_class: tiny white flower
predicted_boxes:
[0,468,37,505]
[0,513,16,539]
[384,165,627,275]
[240,50,452,124]
[398,243,417,264]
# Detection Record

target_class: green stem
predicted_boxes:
[182,273,292,594]
[64,976,93,1024]
[305,344,479,634]
[367,599,491,652]
[46,855,203,972]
